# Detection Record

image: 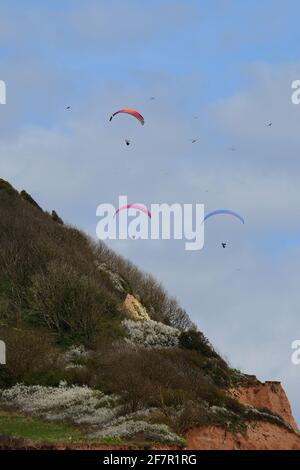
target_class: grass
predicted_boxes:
[96,436,125,446]
[0,409,84,444]
[0,410,183,449]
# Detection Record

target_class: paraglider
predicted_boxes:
[114,203,151,219]
[109,109,145,126]
[203,210,245,225]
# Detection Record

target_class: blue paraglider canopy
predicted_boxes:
[204,210,245,225]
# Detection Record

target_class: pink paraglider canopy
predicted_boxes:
[114,203,151,218]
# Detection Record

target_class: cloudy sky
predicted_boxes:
[1,0,300,422]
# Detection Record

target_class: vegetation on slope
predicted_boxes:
[1,178,284,445]
[0,409,83,444]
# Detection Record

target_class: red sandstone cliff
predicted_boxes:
[186,422,300,450]
[229,381,298,430]
[186,381,300,450]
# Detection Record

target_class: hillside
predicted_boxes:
[0,178,299,450]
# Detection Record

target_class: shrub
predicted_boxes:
[0,179,18,196]
[92,344,228,412]
[0,383,119,427]
[122,319,180,348]
[172,401,211,433]
[179,330,218,358]
[63,345,90,366]
[0,328,58,387]
[90,419,183,445]
[29,261,121,343]
[201,358,232,387]
[23,368,67,387]
[20,190,42,211]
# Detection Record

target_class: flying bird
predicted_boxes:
[222,243,227,249]
[125,139,131,146]
[267,122,273,127]
[191,139,198,144]
[66,106,71,110]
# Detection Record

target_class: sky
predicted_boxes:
[1,0,300,423]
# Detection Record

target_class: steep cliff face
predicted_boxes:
[186,423,300,450]
[229,381,298,430]
[186,381,300,450]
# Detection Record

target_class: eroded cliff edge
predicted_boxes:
[186,381,300,450]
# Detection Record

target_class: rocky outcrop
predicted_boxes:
[123,293,150,321]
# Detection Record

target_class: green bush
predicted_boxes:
[0,328,59,387]
[20,190,42,211]
[29,261,121,343]
[92,345,229,412]
[179,330,217,357]
[0,179,18,196]
[23,368,66,387]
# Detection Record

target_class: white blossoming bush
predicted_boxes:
[63,345,90,369]
[0,383,119,426]
[64,345,89,363]
[122,319,180,348]
[90,420,183,444]
[210,405,237,417]
[108,408,154,425]
[244,407,293,431]
[0,384,183,444]
[96,262,129,294]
